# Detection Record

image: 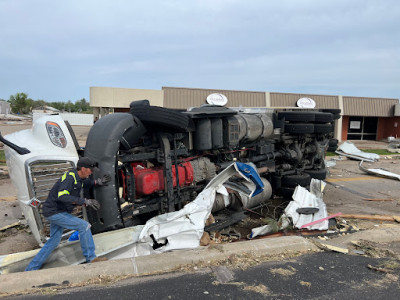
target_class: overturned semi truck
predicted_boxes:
[2,100,340,245]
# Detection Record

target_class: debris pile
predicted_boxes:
[335,141,380,162]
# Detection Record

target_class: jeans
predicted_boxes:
[25,212,97,271]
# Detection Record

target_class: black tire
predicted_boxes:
[279,187,296,198]
[304,168,327,180]
[314,112,334,123]
[284,123,314,134]
[282,173,311,187]
[328,139,338,147]
[277,111,315,122]
[321,109,341,114]
[314,123,334,133]
[327,146,338,152]
[130,104,193,132]
[333,113,341,120]
[271,175,282,190]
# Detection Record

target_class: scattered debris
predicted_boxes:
[317,243,349,254]
[387,139,400,153]
[362,198,393,202]
[0,221,21,232]
[134,162,265,256]
[340,214,400,223]
[211,266,235,284]
[367,264,393,274]
[280,179,329,230]
[325,159,337,168]
[269,266,297,277]
[359,161,400,181]
[299,280,312,287]
[336,141,380,162]
[248,224,274,239]
[242,283,271,296]
[299,212,342,229]
[351,240,400,259]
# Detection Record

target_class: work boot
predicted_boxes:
[90,257,108,263]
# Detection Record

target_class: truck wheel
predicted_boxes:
[277,111,315,122]
[321,109,341,114]
[314,123,334,133]
[304,169,327,180]
[130,105,193,132]
[328,138,338,147]
[279,187,296,198]
[327,146,338,152]
[284,124,314,134]
[282,173,311,187]
[314,112,334,123]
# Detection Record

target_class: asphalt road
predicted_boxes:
[5,251,400,300]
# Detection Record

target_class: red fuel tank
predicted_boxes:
[134,162,194,196]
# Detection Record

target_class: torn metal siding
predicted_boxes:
[162,87,265,109]
[270,93,339,109]
[343,96,398,117]
[282,179,328,231]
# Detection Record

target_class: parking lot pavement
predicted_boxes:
[324,157,400,218]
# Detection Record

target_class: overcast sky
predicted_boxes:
[0,0,399,102]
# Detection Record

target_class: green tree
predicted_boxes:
[74,98,91,113]
[33,99,46,109]
[8,93,33,114]
[48,101,65,111]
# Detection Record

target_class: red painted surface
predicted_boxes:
[341,116,349,140]
[134,162,194,196]
[377,117,400,140]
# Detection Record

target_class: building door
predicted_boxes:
[347,116,378,140]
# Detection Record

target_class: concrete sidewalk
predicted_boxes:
[2,225,400,295]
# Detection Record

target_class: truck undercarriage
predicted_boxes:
[84,101,337,235]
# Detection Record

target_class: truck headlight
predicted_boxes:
[46,121,67,148]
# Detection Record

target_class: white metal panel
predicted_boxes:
[33,113,94,125]
[59,113,94,126]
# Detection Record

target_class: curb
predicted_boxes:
[0,236,316,294]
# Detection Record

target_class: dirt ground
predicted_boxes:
[1,120,400,256]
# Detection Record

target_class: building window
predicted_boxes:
[347,116,377,140]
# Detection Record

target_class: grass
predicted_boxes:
[326,149,395,156]
[0,150,5,165]
[326,151,338,156]
[360,149,395,155]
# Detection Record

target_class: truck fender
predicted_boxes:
[84,113,146,233]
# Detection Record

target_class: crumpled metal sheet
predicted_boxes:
[281,179,329,230]
[0,226,144,274]
[335,141,379,162]
[359,161,400,181]
[133,162,263,257]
